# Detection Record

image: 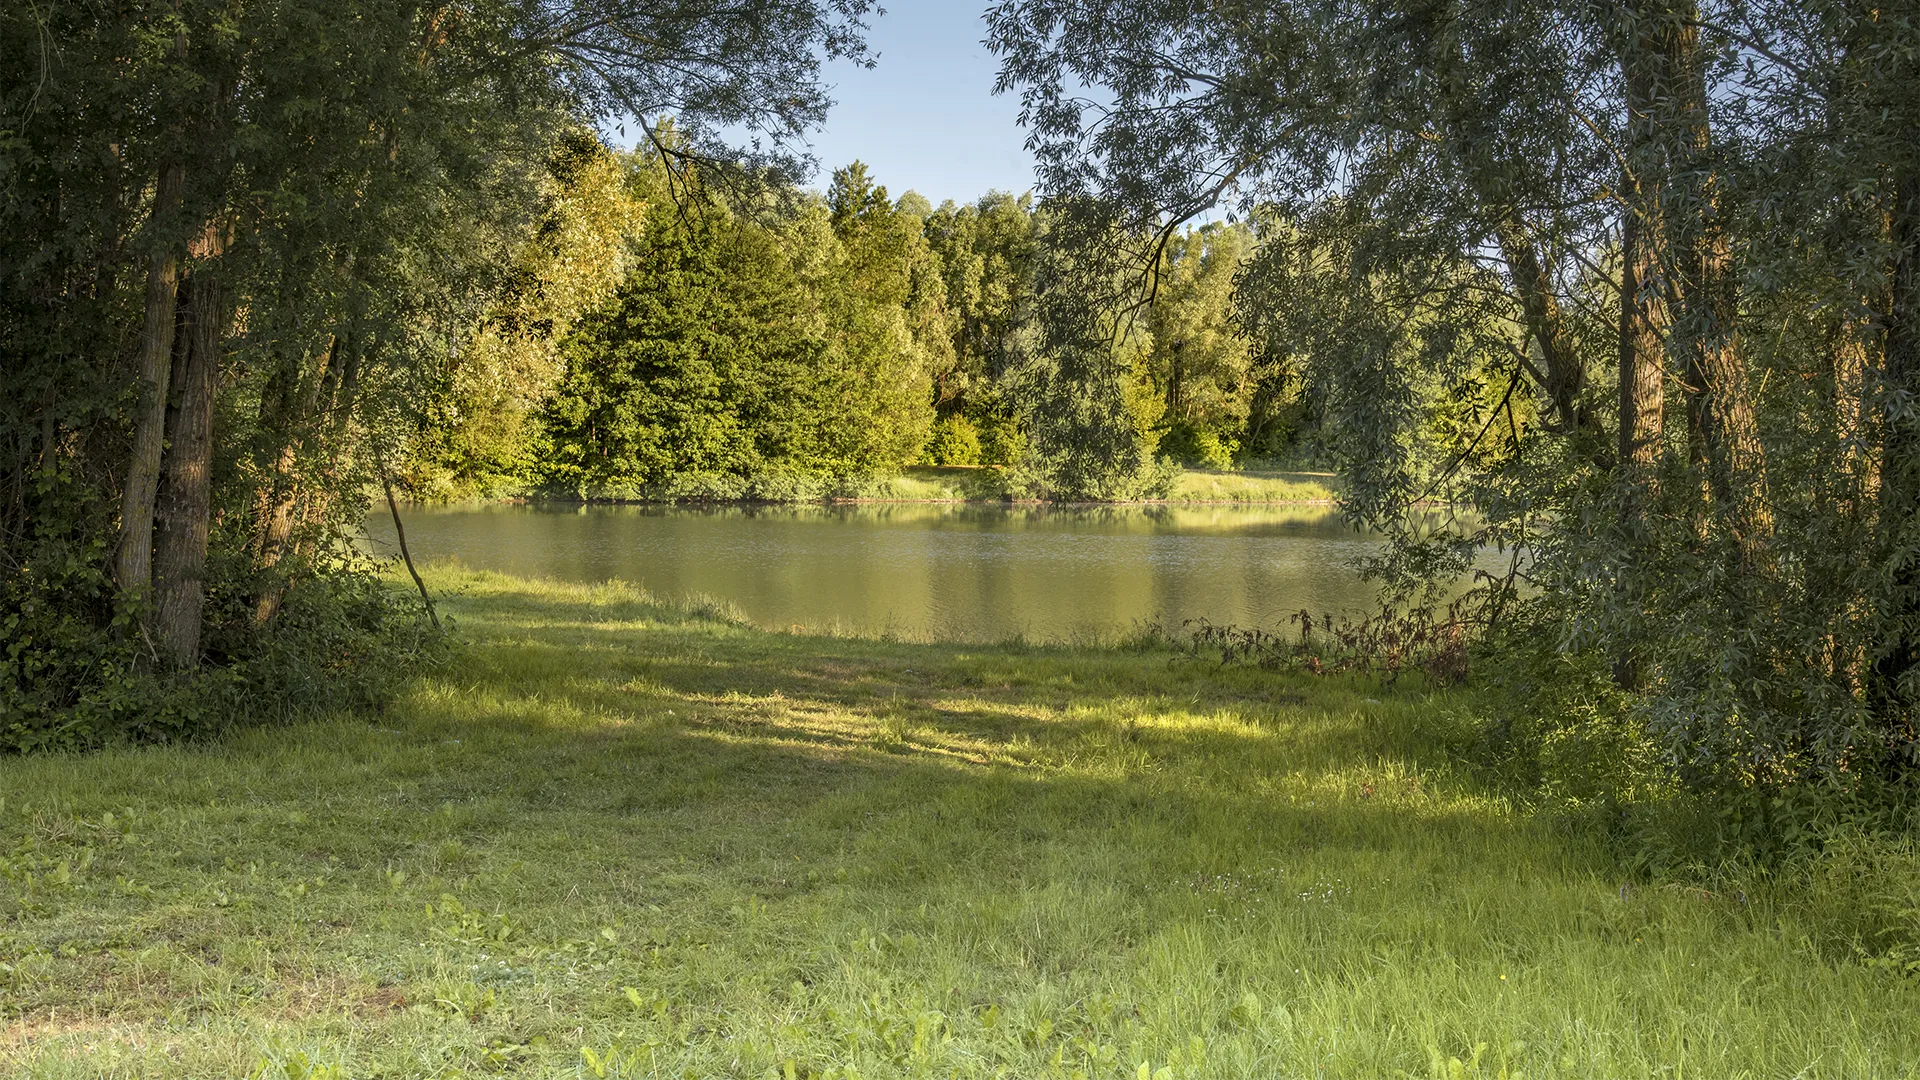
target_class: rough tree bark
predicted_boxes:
[283,335,365,568]
[1431,11,1599,453]
[250,336,337,625]
[1609,7,1672,689]
[1616,17,1667,506]
[151,223,228,668]
[1656,4,1772,564]
[1617,206,1667,498]
[1493,220,1596,441]
[115,163,187,597]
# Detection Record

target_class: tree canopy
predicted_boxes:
[989,0,1920,818]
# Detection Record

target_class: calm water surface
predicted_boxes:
[365,503,1440,642]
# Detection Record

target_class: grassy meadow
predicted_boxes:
[3,570,1918,1079]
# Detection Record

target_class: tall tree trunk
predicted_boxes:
[115,163,187,597]
[1431,15,1598,454]
[1875,167,1920,702]
[1658,6,1772,564]
[1611,20,1670,688]
[251,336,339,625]
[1493,221,1592,440]
[152,225,228,668]
[1617,203,1666,500]
[1617,24,1668,511]
[284,335,365,567]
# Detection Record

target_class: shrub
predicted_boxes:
[1157,420,1240,470]
[1,558,443,754]
[923,414,982,466]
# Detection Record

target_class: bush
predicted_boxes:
[967,385,1027,467]
[923,414,982,466]
[1,558,443,754]
[1157,420,1240,470]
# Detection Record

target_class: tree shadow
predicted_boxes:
[373,579,1535,897]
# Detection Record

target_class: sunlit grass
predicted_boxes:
[882,467,1337,504]
[3,570,1916,1078]
[1163,469,1336,504]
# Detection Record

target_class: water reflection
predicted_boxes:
[363,502,1429,642]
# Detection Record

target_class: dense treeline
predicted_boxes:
[0,0,881,748]
[399,152,1300,501]
[988,0,1920,847]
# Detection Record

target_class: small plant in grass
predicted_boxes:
[1183,597,1480,685]
[873,701,917,751]
[250,1049,345,1080]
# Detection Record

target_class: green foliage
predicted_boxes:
[409,149,1266,505]
[1156,420,1239,470]
[530,173,947,498]
[923,414,983,467]
[2,0,876,745]
[401,133,651,499]
[2,563,441,754]
[1142,222,1261,460]
[533,202,833,496]
[987,0,1920,851]
[1008,203,1171,500]
[923,191,1040,406]
[1784,831,1920,975]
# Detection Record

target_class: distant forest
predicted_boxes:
[401,146,1292,502]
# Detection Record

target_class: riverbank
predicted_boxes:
[468,467,1339,507]
[4,571,1915,1078]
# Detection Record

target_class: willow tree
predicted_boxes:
[988,0,1920,809]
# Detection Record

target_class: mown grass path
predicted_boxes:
[3,572,1917,1078]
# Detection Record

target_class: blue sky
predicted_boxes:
[801,4,1037,206]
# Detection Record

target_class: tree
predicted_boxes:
[1142,222,1255,466]
[1,0,879,745]
[401,131,652,499]
[532,163,942,498]
[986,0,1920,813]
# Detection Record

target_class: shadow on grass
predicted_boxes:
[339,577,1539,892]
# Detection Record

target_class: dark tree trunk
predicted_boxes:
[1432,16,1600,457]
[1613,159,1667,688]
[1617,202,1666,498]
[251,336,338,625]
[115,163,187,597]
[152,229,228,668]
[1875,168,1920,704]
[1493,220,1594,443]
[285,335,364,567]
[1611,11,1668,690]
[1658,7,1772,565]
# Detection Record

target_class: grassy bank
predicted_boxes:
[502,468,1339,505]
[836,467,1337,504]
[1161,469,1335,504]
[3,572,1916,1079]
[877,467,1335,504]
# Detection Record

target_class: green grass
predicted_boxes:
[1162,470,1336,504]
[4,571,1917,1079]
[879,467,1336,504]
[852,469,992,501]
